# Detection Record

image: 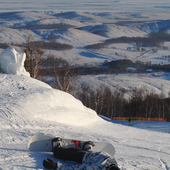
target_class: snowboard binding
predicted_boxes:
[51,137,95,152]
[82,141,95,151]
[51,137,62,151]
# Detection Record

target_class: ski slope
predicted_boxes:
[0,1,170,169]
[0,73,170,169]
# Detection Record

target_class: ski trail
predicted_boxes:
[158,145,170,170]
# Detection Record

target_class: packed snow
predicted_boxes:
[0,47,170,170]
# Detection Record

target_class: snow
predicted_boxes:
[0,47,30,76]
[1,10,170,66]
[0,48,170,169]
[0,1,170,169]
[0,73,99,126]
[75,73,170,98]
[1,10,170,67]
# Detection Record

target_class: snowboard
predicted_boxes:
[28,134,115,156]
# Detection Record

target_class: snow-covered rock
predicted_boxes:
[0,47,30,76]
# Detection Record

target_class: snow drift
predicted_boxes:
[0,74,100,126]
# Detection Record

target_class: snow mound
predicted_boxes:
[30,89,99,126]
[0,47,99,126]
[0,74,100,126]
[0,47,30,76]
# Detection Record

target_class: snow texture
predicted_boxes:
[0,47,30,76]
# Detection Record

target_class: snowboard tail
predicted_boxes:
[28,134,115,156]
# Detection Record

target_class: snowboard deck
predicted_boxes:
[28,134,115,156]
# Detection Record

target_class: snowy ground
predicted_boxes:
[0,1,170,169]
[75,72,170,98]
[0,73,170,170]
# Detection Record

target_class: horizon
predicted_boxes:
[0,0,170,13]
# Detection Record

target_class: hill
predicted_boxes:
[0,73,170,169]
[0,1,170,169]
[0,21,170,169]
[1,11,170,98]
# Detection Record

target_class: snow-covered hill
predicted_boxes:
[0,73,170,170]
[1,10,170,96]
[0,1,170,169]
[0,47,169,169]
[1,10,170,66]
[75,72,170,98]
[1,10,170,104]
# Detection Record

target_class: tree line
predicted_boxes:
[11,23,73,30]
[77,85,170,121]
[85,32,170,50]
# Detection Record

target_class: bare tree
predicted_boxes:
[94,86,105,114]
[159,92,166,119]
[80,85,91,107]
[23,35,48,80]
[50,57,79,94]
